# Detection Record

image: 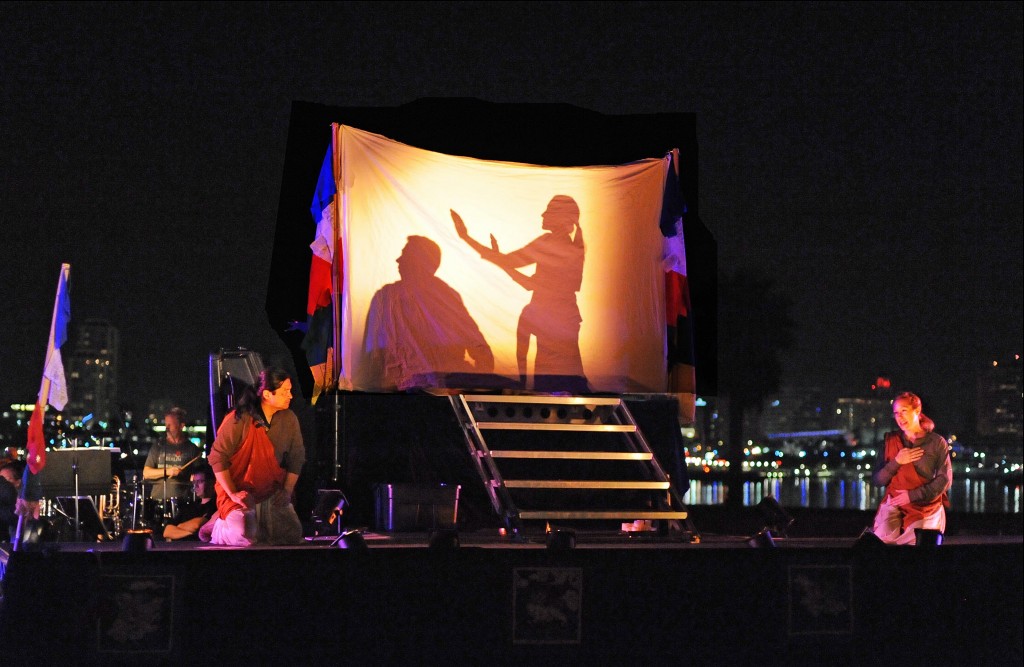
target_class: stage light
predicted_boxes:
[428,526,460,551]
[122,528,155,553]
[545,528,577,551]
[311,488,348,537]
[914,529,943,547]
[853,527,886,549]
[333,529,368,552]
[756,495,794,536]
[745,528,776,548]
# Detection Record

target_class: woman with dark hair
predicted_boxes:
[206,368,305,546]
[870,391,952,544]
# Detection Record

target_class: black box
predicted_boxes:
[373,483,460,532]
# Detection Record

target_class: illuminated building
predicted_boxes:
[760,387,832,438]
[65,318,119,422]
[976,355,1023,439]
[835,397,890,447]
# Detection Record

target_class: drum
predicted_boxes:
[142,497,181,527]
[118,481,142,531]
[143,498,165,527]
[165,497,179,523]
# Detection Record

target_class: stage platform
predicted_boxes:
[2,523,1021,666]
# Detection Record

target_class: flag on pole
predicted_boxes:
[44,266,71,411]
[26,400,46,475]
[301,148,339,403]
[27,263,71,474]
[661,151,696,421]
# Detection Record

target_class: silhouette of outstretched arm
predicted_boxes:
[452,209,535,291]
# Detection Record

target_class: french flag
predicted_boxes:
[27,263,71,474]
[301,149,339,403]
[661,152,696,397]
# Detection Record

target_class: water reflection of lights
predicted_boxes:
[685,477,1021,513]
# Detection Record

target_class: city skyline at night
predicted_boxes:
[2,3,1020,435]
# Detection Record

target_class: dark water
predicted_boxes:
[686,475,1022,514]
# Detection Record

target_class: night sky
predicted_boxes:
[2,2,1020,434]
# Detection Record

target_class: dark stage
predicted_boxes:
[1,520,1021,666]
[2,389,1022,665]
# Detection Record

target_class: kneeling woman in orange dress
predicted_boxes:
[206,368,305,546]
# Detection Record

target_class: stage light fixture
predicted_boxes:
[122,528,155,553]
[311,488,348,537]
[853,527,886,549]
[333,529,368,552]
[428,526,460,551]
[914,528,943,547]
[756,495,794,536]
[545,528,577,551]
[745,528,776,548]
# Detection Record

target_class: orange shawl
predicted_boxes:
[215,419,285,519]
[882,432,946,529]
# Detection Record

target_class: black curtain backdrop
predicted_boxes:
[267,98,717,401]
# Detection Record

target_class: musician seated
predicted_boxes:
[143,407,202,503]
[162,466,217,542]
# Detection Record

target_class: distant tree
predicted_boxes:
[718,269,795,505]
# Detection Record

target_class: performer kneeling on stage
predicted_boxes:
[206,368,305,546]
[870,391,952,545]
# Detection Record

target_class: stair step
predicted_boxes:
[518,510,688,520]
[475,422,635,432]
[450,392,698,539]
[501,480,670,490]
[463,395,623,406]
[488,450,653,460]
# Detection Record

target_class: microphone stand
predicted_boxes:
[71,438,82,542]
[129,446,143,530]
[161,437,168,525]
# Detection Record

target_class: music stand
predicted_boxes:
[35,448,113,541]
[54,496,111,542]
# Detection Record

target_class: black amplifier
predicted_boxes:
[373,483,460,532]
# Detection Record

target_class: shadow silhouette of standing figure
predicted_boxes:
[452,196,589,393]
[364,235,494,391]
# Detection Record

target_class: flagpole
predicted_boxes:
[330,124,342,391]
[15,263,71,550]
[330,123,343,485]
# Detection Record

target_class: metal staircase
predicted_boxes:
[449,394,695,539]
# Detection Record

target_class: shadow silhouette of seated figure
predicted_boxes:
[452,195,589,393]
[364,235,495,391]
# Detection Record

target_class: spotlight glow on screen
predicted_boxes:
[334,126,670,394]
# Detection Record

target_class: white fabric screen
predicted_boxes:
[335,125,669,394]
